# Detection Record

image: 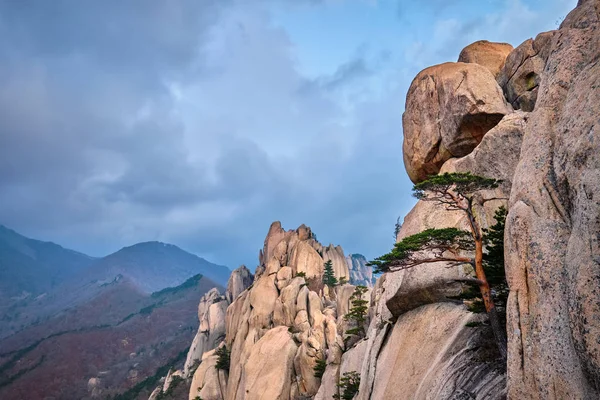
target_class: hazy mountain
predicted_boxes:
[85,241,231,293]
[0,226,231,340]
[0,225,96,301]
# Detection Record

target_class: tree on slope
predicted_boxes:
[483,206,509,328]
[368,172,507,360]
[344,285,369,340]
[323,260,338,287]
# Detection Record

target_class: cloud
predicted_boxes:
[0,0,578,270]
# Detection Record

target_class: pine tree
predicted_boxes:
[313,358,327,379]
[344,285,369,339]
[215,346,230,371]
[323,260,338,287]
[483,206,508,328]
[333,371,360,400]
[368,172,507,360]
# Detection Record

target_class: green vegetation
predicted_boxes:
[483,206,508,328]
[215,346,231,372]
[344,286,369,340]
[296,272,306,278]
[156,374,185,399]
[0,355,46,389]
[368,172,508,360]
[369,228,473,274]
[151,274,203,298]
[313,358,327,379]
[394,216,402,239]
[323,260,338,287]
[333,371,360,400]
[112,349,188,400]
[139,303,159,315]
[338,276,348,285]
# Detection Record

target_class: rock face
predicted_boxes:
[225,265,253,303]
[243,327,298,400]
[367,304,505,400]
[505,1,600,398]
[345,254,375,287]
[497,31,555,112]
[458,40,514,78]
[189,348,228,400]
[403,62,513,183]
[184,288,228,376]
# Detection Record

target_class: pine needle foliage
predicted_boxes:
[215,346,230,371]
[333,371,360,400]
[413,172,501,203]
[344,286,369,339]
[313,358,327,379]
[483,206,508,327]
[323,260,338,287]
[367,228,473,274]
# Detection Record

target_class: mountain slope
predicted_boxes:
[0,225,96,300]
[85,241,231,292]
[0,274,223,400]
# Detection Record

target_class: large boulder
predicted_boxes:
[226,265,254,303]
[497,31,555,112]
[189,348,228,400]
[242,327,298,400]
[403,62,512,183]
[458,40,513,77]
[506,1,600,398]
[289,240,325,278]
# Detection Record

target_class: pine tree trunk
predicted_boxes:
[474,237,507,360]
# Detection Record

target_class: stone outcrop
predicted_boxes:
[188,347,228,400]
[458,40,514,78]
[345,253,375,287]
[226,265,253,303]
[497,31,555,111]
[243,327,298,400]
[195,222,356,400]
[403,62,513,183]
[505,1,600,398]
[152,267,253,398]
[184,288,228,376]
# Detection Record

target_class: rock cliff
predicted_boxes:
[505,0,600,398]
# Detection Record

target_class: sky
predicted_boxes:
[0,0,576,270]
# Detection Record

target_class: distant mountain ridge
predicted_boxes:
[0,225,231,338]
[85,241,231,293]
[0,225,96,300]
[0,225,229,399]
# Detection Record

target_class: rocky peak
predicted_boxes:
[225,265,253,303]
[345,254,376,287]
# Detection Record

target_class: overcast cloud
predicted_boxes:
[0,0,576,269]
